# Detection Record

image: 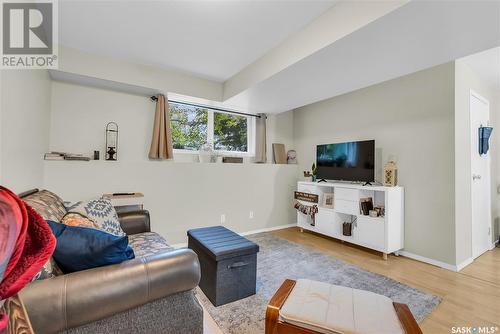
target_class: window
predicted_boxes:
[170,103,207,151]
[214,112,248,152]
[170,101,253,155]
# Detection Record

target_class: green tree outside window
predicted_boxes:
[169,102,248,152]
[170,103,208,150]
[214,112,248,151]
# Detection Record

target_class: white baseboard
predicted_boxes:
[239,223,296,236]
[456,257,474,271]
[400,251,478,272]
[170,223,296,249]
[455,241,498,271]
[399,251,458,272]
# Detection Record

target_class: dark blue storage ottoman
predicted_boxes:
[187,226,259,306]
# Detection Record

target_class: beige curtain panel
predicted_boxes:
[254,113,267,163]
[148,95,174,160]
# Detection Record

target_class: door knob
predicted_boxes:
[472,174,482,180]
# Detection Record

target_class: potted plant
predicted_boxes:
[311,163,317,182]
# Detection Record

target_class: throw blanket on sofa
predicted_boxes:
[0,187,56,332]
[293,201,319,226]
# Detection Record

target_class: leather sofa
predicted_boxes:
[17,189,203,334]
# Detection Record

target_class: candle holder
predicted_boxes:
[105,122,118,161]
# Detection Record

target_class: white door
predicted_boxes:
[470,90,492,259]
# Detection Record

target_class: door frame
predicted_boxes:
[469,89,492,259]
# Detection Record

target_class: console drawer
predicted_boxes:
[335,187,359,201]
[334,199,359,215]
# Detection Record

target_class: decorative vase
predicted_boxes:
[199,142,212,163]
[199,141,218,163]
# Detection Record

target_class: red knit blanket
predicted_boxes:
[0,187,56,331]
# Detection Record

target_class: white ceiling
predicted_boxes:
[226,0,500,113]
[59,0,335,82]
[460,47,500,92]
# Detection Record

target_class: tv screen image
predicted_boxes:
[316,140,375,182]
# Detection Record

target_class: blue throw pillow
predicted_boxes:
[47,220,135,273]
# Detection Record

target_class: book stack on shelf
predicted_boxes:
[44,152,90,161]
[64,153,91,161]
[44,152,65,160]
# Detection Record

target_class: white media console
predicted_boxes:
[296,181,404,259]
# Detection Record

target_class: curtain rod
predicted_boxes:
[150,95,262,118]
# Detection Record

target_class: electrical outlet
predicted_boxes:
[221,214,226,223]
[249,211,254,219]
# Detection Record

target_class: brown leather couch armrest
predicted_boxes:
[20,249,200,334]
[117,209,151,235]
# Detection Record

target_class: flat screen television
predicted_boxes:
[316,140,375,182]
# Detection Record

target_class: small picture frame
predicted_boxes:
[322,193,334,209]
[360,197,374,215]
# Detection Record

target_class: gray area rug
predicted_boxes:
[196,232,441,334]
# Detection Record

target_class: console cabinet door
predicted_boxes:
[316,210,338,237]
[298,214,314,231]
[356,217,385,250]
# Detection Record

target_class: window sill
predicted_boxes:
[173,149,255,158]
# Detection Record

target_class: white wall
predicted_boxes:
[44,162,297,244]
[293,63,456,265]
[454,60,500,264]
[58,47,222,102]
[46,81,298,243]
[49,81,152,161]
[0,70,52,192]
[267,111,294,163]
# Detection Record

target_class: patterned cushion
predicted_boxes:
[22,190,66,281]
[61,212,99,229]
[67,198,125,236]
[23,190,67,222]
[32,257,62,281]
[128,232,173,258]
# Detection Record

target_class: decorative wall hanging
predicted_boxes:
[383,160,398,186]
[478,126,493,155]
[105,122,118,161]
[294,191,318,203]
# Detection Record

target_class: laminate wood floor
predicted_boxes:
[202,227,499,333]
[271,227,500,334]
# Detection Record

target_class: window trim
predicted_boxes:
[170,101,255,157]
